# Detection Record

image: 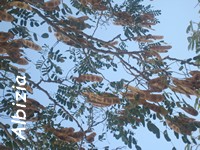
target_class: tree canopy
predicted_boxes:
[0,0,200,150]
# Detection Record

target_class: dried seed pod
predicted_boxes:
[145,94,164,103]
[181,107,198,116]
[166,119,181,134]
[60,127,75,135]
[68,16,89,22]
[26,98,45,110]
[54,32,71,42]
[86,132,96,143]
[9,1,32,11]
[74,74,103,82]
[133,35,163,43]
[0,32,14,42]
[44,126,84,143]
[143,101,168,116]
[171,78,200,96]
[0,10,14,22]
[142,51,162,61]
[140,13,155,21]
[15,57,29,65]
[189,70,200,78]
[121,92,146,104]
[71,131,85,139]
[77,16,89,22]
[148,76,168,92]
[44,0,60,11]
[149,45,172,52]
[21,39,42,51]
[83,92,120,107]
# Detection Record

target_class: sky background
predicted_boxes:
[124,1,200,150]
[1,0,200,150]
[94,1,200,150]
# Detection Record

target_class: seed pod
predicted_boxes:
[71,131,85,139]
[44,0,60,11]
[143,101,168,116]
[21,39,42,51]
[149,45,172,53]
[145,94,164,103]
[121,92,146,104]
[166,119,181,134]
[74,74,103,82]
[9,1,32,11]
[26,98,45,110]
[181,106,198,116]
[83,92,120,107]
[15,58,29,65]
[60,127,75,135]
[148,76,168,92]
[0,32,14,42]
[86,132,96,143]
[0,10,14,22]
[54,32,71,42]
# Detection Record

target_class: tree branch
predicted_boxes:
[0,122,23,148]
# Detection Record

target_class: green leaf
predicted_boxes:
[182,135,191,144]
[172,147,176,150]
[191,137,197,144]
[12,124,18,128]
[30,21,34,27]
[174,131,179,139]
[41,33,49,38]
[0,83,4,89]
[35,22,39,27]
[164,130,171,142]
[179,66,184,71]
[33,33,38,41]
[147,121,160,138]
[135,145,142,150]
[132,137,137,145]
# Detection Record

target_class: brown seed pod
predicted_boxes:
[54,32,71,42]
[60,127,75,136]
[148,76,168,92]
[86,132,96,143]
[166,119,181,134]
[143,101,168,116]
[0,32,14,42]
[145,94,164,103]
[44,0,60,11]
[9,1,32,11]
[15,58,29,65]
[149,45,172,52]
[21,39,42,51]
[181,106,198,116]
[83,92,120,107]
[0,10,14,22]
[74,74,103,83]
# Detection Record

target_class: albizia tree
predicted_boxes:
[0,0,199,149]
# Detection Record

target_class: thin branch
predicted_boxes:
[27,79,84,132]
[163,56,200,67]
[0,122,23,148]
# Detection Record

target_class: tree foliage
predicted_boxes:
[0,0,200,149]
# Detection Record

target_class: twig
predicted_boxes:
[27,79,84,132]
[0,122,23,148]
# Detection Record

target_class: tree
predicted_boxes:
[0,0,199,149]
